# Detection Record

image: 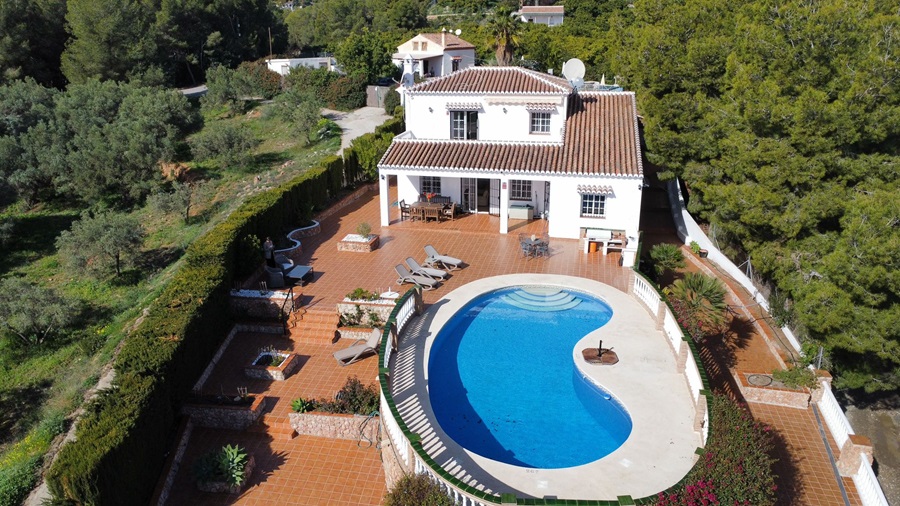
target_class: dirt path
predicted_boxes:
[322,107,392,155]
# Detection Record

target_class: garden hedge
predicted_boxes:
[45,113,403,504]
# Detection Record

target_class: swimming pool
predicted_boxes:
[428,286,633,469]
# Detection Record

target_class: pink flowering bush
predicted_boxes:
[655,395,777,506]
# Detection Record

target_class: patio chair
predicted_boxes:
[395,264,437,290]
[274,253,294,272]
[424,245,463,271]
[442,202,456,221]
[264,266,286,289]
[333,328,382,366]
[399,199,411,221]
[406,257,447,280]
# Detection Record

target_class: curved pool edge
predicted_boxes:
[396,274,702,500]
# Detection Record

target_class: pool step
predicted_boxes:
[501,289,581,312]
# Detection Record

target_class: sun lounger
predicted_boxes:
[423,244,462,271]
[395,264,437,290]
[406,257,447,280]
[333,328,382,366]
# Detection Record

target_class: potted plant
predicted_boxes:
[690,240,709,258]
[337,222,379,252]
[194,444,255,494]
[245,345,299,381]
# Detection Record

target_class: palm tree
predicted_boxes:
[666,272,728,339]
[487,6,521,66]
[650,243,686,280]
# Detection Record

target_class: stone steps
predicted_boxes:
[288,309,339,344]
[248,414,297,440]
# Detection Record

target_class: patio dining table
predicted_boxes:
[409,201,447,222]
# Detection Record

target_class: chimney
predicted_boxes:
[442,30,446,46]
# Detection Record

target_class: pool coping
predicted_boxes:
[392,274,702,500]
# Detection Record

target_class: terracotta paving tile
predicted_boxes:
[162,179,860,505]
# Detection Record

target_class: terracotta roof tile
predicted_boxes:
[418,33,476,50]
[409,67,572,95]
[380,92,642,177]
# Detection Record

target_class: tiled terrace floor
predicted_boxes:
[164,177,860,505]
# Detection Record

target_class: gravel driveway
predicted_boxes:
[322,107,392,155]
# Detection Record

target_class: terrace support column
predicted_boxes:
[499,178,510,234]
[379,173,391,227]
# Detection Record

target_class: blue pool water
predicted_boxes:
[428,287,633,469]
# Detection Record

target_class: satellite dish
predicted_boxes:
[562,58,586,81]
[401,73,414,88]
[455,29,462,36]
[571,77,585,90]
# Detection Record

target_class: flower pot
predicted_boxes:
[699,249,709,258]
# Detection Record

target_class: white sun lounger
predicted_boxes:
[423,244,462,271]
[406,257,447,280]
[333,328,382,366]
[395,264,437,290]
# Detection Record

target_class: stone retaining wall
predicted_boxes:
[193,324,284,392]
[337,300,395,329]
[245,353,300,381]
[229,289,303,320]
[737,373,810,409]
[288,412,378,441]
[314,184,376,222]
[182,395,266,430]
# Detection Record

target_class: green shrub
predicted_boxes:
[773,364,818,390]
[384,473,454,506]
[291,397,314,413]
[356,222,372,237]
[193,444,249,487]
[383,85,400,115]
[323,74,367,111]
[316,377,379,415]
[649,243,686,279]
[346,288,379,301]
[45,109,400,505]
[656,395,777,506]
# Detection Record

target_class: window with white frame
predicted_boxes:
[580,194,606,217]
[450,110,478,140]
[530,112,551,134]
[421,176,441,195]
[412,41,419,50]
[421,42,428,51]
[510,180,532,200]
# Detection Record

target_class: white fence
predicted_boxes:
[666,179,889,506]
[854,454,890,506]
[631,276,709,443]
[666,180,802,352]
[817,386,852,449]
[633,274,661,313]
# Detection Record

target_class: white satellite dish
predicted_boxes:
[401,73,414,88]
[562,58,586,81]
[455,29,462,36]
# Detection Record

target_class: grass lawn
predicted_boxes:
[0,101,342,504]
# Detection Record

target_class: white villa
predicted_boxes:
[515,5,565,26]
[266,57,339,76]
[377,66,644,266]
[391,32,477,79]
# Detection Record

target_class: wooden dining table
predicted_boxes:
[409,201,446,222]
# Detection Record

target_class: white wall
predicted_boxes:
[520,13,564,26]
[404,94,566,142]
[388,169,641,239]
[268,58,335,76]
[547,177,642,239]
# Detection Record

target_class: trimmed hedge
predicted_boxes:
[46,112,404,504]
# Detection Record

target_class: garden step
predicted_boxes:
[248,414,297,440]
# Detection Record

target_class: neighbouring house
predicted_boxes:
[392,32,476,79]
[515,5,564,26]
[377,66,644,266]
[266,57,339,76]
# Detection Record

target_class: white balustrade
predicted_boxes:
[633,275,660,312]
[381,392,408,466]
[684,353,703,401]
[854,454,890,506]
[818,386,852,449]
